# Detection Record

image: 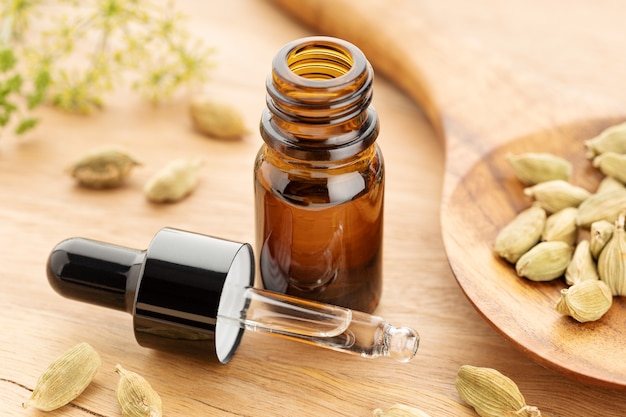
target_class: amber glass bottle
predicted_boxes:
[254,36,384,313]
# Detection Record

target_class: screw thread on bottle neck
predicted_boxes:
[262,37,379,161]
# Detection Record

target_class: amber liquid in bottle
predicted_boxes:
[254,37,384,313]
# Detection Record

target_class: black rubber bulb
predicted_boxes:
[47,227,254,363]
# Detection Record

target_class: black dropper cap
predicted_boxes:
[47,227,254,364]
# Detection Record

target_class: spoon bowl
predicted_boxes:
[442,116,626,390]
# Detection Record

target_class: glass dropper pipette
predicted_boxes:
[46,227,419,363]
[218,286,419,362]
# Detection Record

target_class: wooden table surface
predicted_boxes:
[2,1,626,416]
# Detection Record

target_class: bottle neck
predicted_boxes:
[262,37,379,161]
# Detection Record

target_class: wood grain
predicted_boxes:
[270,0,626,391]
[2,1,626,417]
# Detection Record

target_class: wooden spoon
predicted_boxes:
[270,0,626,390]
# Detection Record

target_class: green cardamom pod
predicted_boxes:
[494,204,546,263]
[556,280,613,323]
[585,121,626,158]
[68,147,141,189]
[23,342,100,411]
[542,207,578,246]
[144,158,204,203]
[190,96,249,140]
[576,189,626,228]
[455,365,533,417]
[515,241,573,282]
[115,364,162,417]
[523,180,590,213]
[592,152,626,184]
[596,176,625,194]
[505,152,572,185]
[589,220,614,259]
[565,240,599,285]
[597,213,626,296]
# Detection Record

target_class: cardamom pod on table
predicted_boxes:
[455,365,544,417]
[23,342,101,411]
[68,147,141,188]
[190,95,248,140]
[115,364,163,417]
[144,158,204,203]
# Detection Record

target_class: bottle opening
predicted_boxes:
[287,43,354,80]
[263,37,378,159]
